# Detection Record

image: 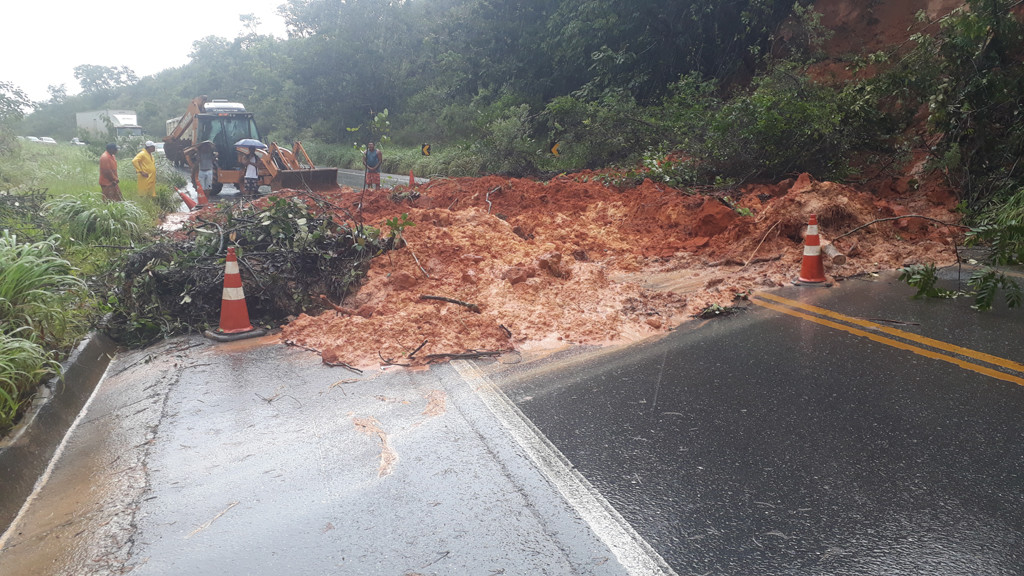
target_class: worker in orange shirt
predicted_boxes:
[99,143,123,202]
[132,141,157,197]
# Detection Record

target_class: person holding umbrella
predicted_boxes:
[235,139,266,197]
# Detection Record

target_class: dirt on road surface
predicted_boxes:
[217,167,962,370]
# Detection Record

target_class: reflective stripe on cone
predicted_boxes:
[794,214,832,287]
[217,247,255,333]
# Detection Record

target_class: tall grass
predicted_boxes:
[0,332,60,430]
[45,195,149,244]
[0,231,87,348]
[0,232,83,432]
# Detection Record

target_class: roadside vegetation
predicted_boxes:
[1,0,1023,432]
[0,135,182,432]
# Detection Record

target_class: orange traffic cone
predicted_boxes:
[793,214,833,287]
[177,188,197,210]
[204,247,267,341]
[195,180,209,207]
[409,170,415,187]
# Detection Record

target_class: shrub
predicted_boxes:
[473,104,540,176]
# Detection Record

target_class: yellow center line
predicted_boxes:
[756,291,1024,374]
[749,296,1024,387]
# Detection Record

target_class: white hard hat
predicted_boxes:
[145,140,156,148]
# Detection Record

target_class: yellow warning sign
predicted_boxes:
[421,144,431,156]
[550,141,560,157]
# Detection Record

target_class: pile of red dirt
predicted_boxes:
[226,169,963,370]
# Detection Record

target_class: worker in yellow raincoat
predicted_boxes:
[132,141,157,197]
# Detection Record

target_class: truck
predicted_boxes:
[164,96,337,195]
[75,110,144,141]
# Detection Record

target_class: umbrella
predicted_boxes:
[234,139,267,149]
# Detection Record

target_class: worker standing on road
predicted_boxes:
[243,146,260,197]
[99,143,123,202]
[363,141,383,190]
[195,140,217,195]
[132,141,157,197]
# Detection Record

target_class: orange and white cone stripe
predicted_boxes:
[195,180,209,207]
[218,247,256,333]
[177,188,197,210]
[795,214,830,285]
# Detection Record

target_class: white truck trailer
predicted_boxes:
[75,110,144,141]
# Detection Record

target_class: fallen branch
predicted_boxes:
[419,294,481,313]
[405,241,431,278]
[322,359,363,374]
[831,215,968,272]
[499,324,513,338]
[408,339,428,358]
[186,502,239,539]
[745,220,781,266]
[832,215,968,242]
[283,339,320,354]
[379,351,412,367]
[423,350,507,361]
[486,186,501,214]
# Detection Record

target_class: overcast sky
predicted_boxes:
[4,0,289,102]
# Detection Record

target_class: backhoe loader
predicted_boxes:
[164,96,338,194]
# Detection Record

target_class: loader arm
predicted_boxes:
[165,96,207,142]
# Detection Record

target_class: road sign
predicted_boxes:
[422,144,431,156]
[550,141,560,157]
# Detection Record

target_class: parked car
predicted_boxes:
[153,142,165,155]
[70,137,86,146]
[25,136,40,143]
[39,137,57,145]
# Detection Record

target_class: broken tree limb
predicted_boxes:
[822,241,847,265]
[419,294,481,313]
[744,220,781,266]
[799,229,847,265]
[486,186,501,214]
[378,351,411,367]
[422,350,508,362]
[405,240,431,278]
[322,359,363,374]
[831,215,968,242]
[408,339,428,358]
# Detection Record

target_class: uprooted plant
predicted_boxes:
[99,194,392,346]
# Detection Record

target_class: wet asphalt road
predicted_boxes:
[4,257,1023,575]
[0,337,666,576]
[494,272,1024,575]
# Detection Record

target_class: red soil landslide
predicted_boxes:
[245,169,961,370]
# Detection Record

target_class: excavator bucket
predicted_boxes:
[271,168,339,191]
[265,141,339,191]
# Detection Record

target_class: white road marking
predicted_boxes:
[453,360,678,576]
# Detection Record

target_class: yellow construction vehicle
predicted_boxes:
[165,96,338,194]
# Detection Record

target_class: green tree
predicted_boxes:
[73,65,139,94]
[0,81,31,124]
